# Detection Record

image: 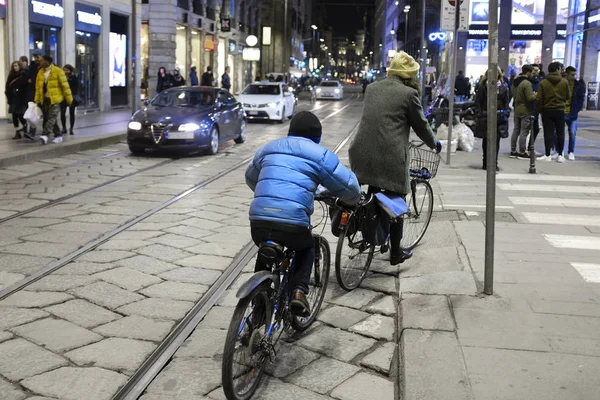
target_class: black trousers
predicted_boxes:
[367,186,404,256]
[60,102,76,131]
[250,222,314,294]
[12,113,26,128]
[541,110,565,156]
[482,133,501,166]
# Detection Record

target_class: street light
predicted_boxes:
[311,25,318,58]
[404,6,410,51]
[311,25,317,30]
[390,29,396,35]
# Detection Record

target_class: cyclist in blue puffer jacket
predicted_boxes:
[245,111,361,317]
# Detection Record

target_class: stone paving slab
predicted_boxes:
[317,305,370,329]
[348,314,395,341]
[116,298,194,321]
[330,288,382,310]
[401,294,455,331]
[140,281,209,302]
[296,326,377,362]
[44,299,121,329]
[0,338,68,381]
[11,317,103,352]
[92,267,163,291]
[330,372,394,400]
[0,377,26,400]
[69,281,145,309]
[285,356,361,395]
[359,342,396,375]
[0,291,74,308]
[144,358,222,397]
[93,315,173,342]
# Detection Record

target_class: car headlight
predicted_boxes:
[128,121,142,130]
[288,87,294,92]
[268,101,280,108]
[316,88,322,93]
[178,123,200,131]
[334,89,340,93]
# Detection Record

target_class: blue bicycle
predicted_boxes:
[221,230,330,400]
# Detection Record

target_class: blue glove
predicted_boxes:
[435,140,443,154]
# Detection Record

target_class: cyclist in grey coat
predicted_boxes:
[349,51,440,266]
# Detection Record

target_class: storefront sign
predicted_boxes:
[242,48,260,61]
[0,0,6,19]
[588,10,600,29]
[204,39,215,50]
[587,82,599,110]
[511,25,543,39]
[468,25,489,39]
[30,0,64,27]
[221,18,231,32]
[262,27,272,45]
[246,35,258,47]
[75,3,101,34]
[229,40,236,53]
[428,32,447,41]
[556,25,567,39]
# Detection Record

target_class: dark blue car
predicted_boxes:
[127,87,246,155]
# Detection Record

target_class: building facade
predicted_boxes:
[1,0,141,118]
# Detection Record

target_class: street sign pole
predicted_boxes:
[445,0,460,165]
[420,0,427,103]
[484,0,499,295]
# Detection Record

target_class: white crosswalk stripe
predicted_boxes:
[509,197,600,208]
[522,213,600,226]
[543,234,600,250]
[498,183,600,194]
[570,263,600,283]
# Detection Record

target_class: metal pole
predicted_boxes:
[445,1,460,165]
[484,0,499,295]
[420,0,427,100]
[284,0,288,78]
[528,115,536,173]
[404,10,409,50]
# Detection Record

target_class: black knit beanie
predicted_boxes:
[288,111,322,141]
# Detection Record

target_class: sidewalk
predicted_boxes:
[0,109,132,168]
[400,135,600,399]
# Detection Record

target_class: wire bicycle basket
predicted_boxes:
[410,144,441,179]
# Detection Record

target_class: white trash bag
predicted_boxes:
[24,102,43,129]
[455,122,475,152]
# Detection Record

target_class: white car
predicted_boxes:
[238,82,296,122]
[316,81,343,100]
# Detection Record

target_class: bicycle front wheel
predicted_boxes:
[292,235,330,332]
[222,283,272,400]
[335,214,375,291]
[401,180,434,251]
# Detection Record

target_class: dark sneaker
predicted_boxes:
[290,289,311,317]
[24,131,36,141]
[390,250,412,265]
[516,152,530,160]
[509,152,517,158]
[12,132,22,140]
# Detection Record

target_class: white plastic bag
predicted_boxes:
[24,102,42,129]
[455,122,475,152]
[436,124,449,141]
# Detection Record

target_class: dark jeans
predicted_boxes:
[565,116,578,154]
[251,222,314,294]
[60,102,76,131]
[367,186,404,256]
[12,113,26,128]
[541,110,565,156]
[482,132,501,166]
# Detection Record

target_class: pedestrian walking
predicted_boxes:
[536,62,571,163]
[5,61,29,139]
[564,66,586,160]
[24,50,43,139]
[201,66,214,87]
[60,64,79,135]
[172,68,185,87]
[35,55,73,145]
[221,66,231,91]
[530,65,542,143]
[474,66,510,171]
[349,51,441,266]
[156,67,172,93]
[454,70,469,102]
[510,65,537,159]
[189,66,199,86]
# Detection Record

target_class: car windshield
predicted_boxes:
[320,82,339,87]
[242,85,281,95]
[151,89,215,108]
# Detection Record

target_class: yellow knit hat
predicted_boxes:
[388,51,420,79]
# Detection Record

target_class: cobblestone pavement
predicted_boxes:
[0,91,401,400]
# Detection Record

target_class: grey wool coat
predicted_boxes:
[349,75,437,195]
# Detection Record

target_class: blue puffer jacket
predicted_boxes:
[246,136,361,227]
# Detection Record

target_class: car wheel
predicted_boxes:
[234,120,247,144]
[288,104,295,120]
[129,145,145,155]
[278,107,286,124]
[207,126,219,155]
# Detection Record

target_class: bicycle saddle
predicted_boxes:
[257,241,285,264]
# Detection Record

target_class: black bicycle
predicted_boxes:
[329,141,441,291]
[221,220,331,400]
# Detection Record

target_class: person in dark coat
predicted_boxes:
[564,66,586,160]
[221,66,231,90]
[530,66,542,142]
[22,50,43,139]
[156,67,173,93]
[201,66,214,87]
[454,70,469,101]
[474,66,510,171]
[172,68,185,87]
[349,51,440,266]
[60,64,79,135]
[189,66,199,86]
[5,61,29,139]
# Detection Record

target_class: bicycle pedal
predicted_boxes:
[380,244,389,254]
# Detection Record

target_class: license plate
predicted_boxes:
[167,131,194,139]
[248,111,258,115]
[323,93,333,97]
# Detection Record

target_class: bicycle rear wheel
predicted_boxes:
[292,235,330,332]
[222,283,272,400]
[335,214,375,291]
[401,180,434,251]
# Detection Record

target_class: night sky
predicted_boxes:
[325,3,370,39]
